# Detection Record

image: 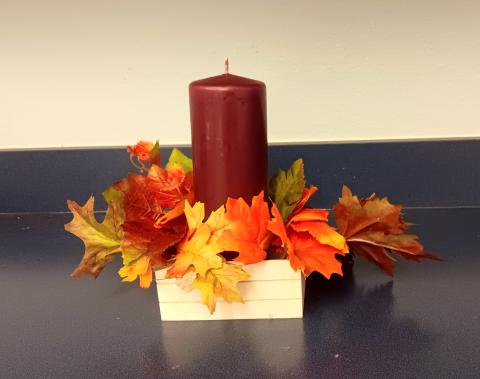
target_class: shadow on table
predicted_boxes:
[142,271,434,377]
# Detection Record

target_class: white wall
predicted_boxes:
[1,0,479,149]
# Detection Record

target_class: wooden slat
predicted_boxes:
[159,298,304,321]
[156,278,303,302]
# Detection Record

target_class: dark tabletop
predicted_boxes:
[1,208,479,379]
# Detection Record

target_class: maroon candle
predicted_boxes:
[189,60,268,215]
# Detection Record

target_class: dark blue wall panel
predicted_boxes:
[1,140,479,213]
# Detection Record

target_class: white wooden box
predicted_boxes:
[155,260,305,321]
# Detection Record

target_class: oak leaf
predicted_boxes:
[333,185,439,275]
[66,196,123,278]
[193,262,250,314]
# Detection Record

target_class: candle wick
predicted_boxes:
[224,57,229,74]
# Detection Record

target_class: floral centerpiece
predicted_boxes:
[65,141,438,314]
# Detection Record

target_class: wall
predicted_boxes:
[1,0,479,149]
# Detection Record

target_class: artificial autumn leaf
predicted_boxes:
[290,219,346,252]
[268,203,346,278]
[193,261,250,314]
[118,219,184,289]
[128,140,161,167]
[166,148,193,173]
[288,230,344,278]
[109,155,192,288]
[146,165,193,211]
[154,194,194,226]
[268,158,305,222]
[291,185,318,215]
[66,196,123,278]
[115,164,192,223]
[333,185,439,275]
[218,192,272,265]
[118,255,152,288]
[121,218,186,263]
[166,202,224,278]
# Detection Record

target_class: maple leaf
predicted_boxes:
[121,218,185,260]
[268,158,305,221]
[333,185,440,275]
[288,230,344,278]
[65,196,123,278]
[166,202,224,278]
[218,192,272,265]
[117,218,185,289]
[128,140,161,168]
[146,165,193,211]
[291,185,318,215]
[268,203,346,278]
[193,261,250,314]
[111,155,193,288]
[115,164,193,223]
[166,148,193,173]
[118,255,152,288]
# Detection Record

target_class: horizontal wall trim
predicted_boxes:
[1,139,479,213]
[1,136,479,152]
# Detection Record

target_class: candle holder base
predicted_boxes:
[155,260,304,321]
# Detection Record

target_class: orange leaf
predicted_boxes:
[288,231,344,278]
[333,185,440,275]
[127,140,160,165]
[290,219,347,252]
[291,185,318,215]
[267,204,294,255]
[219,192,272,265]
[288,208,329,223]
[268,204,346,278]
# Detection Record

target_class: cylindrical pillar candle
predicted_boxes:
[189,62,267,215]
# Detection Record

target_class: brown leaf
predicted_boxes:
[333,185,440,275]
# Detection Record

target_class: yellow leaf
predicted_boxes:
[183,201,205,233]
[166,201,224,278]
[118,255,153,288]
[193,262,250,314]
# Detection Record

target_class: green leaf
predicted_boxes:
[102,186,125,232]
[166,148,193,172]
[149,141,161,165]
[268,158,305,222]
[103,185,122,204]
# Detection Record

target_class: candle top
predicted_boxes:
[190,73,265,89]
